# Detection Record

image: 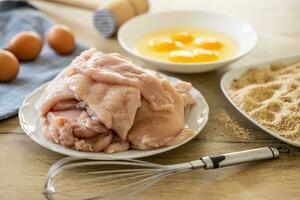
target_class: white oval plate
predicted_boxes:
[118,10,257,73]
[19,73,209,159]
[221,54,300,147]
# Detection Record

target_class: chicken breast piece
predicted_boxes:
[43,108,108,145]
[73,51,174,112]
[175,82,196,107]
[36,67,75,116]
[75,131,113,152]
[68,74,141,140]
[45,109,83,146]
[104,135,130,153]
[128,80,186,150]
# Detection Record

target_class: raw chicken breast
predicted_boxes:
[128,80,186,150]
[36,67,75,116]
[36,48,195,153]
[104,135,130,153]
[175,82,196,107]
[75,131,113,152]
[72,51,174,111]
[68,73,141,140]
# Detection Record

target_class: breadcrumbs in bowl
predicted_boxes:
[229,62,300,142]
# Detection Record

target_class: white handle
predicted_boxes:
[201,147,279,169]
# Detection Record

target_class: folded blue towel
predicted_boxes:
[0,1,86,120]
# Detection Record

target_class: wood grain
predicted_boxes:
[1,0,300,199]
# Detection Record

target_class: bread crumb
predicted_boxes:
[216,111,253,141]
[229,62,300,142]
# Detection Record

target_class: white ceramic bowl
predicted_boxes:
[118,10,257,73]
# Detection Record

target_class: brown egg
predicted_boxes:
[46,25,76,55]
[0,50,20,82]
[6,31,43,61]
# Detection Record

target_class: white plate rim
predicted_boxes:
[220,53,300,147]
[19,73,209,159]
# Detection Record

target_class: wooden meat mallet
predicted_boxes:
[39,0,149,37]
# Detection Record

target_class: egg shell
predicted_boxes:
[46,25,76,55]
[6,31,43,61]
[0,50,20,82]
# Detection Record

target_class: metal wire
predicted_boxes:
[44,157,191,200]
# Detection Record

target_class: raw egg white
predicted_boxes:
[148,38,183,52]
[171,32,194,44]
[194,38,223,50]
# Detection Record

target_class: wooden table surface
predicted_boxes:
[1,0,300,199]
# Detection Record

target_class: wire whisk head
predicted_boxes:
[44,157,191,200]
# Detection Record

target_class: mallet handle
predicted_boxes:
[37,0,102,10]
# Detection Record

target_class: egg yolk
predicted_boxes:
[171,32,194,44]
[148,38,183,52]
[169,49,219,63]
[192,49,219,62]
[194,38,223,50]
[169,50,194,62]
[136,28,239,64]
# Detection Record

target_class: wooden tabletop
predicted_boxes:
[1,0,300,199]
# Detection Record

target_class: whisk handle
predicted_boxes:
[201,147,279,169]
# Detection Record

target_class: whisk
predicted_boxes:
[44,147,279,200]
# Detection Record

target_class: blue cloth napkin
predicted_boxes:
[0,1,86,120]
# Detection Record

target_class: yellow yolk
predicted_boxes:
[194,38,223,50]
[169,49,219,63]
[148,38,183,52]
[192,49,219,62]
[169,50,194,62]
[135,27,238,63]
[171,32,194,44]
